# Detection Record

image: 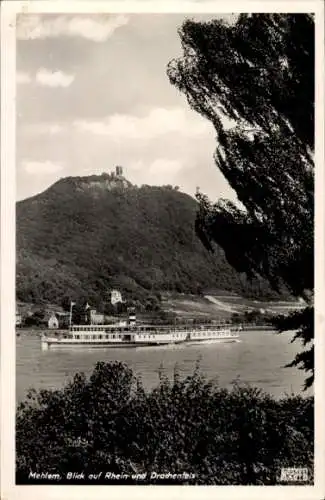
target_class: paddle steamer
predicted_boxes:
[41,308,240,350]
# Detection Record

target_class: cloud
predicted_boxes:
[23,160,64,175]
[127,158,183,186]
[148,158,183,176]
[36,68,75,88]
[17,71,32,84]
[74,107,211,140]
[23,123,65,135]
[17,14,129,42]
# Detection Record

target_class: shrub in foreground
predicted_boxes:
[16,361,314,485]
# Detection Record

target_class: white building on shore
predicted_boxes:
[111,290,123,305]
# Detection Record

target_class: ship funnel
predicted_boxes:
[128,308,136,327]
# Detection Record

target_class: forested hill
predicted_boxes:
[16,173,280,305]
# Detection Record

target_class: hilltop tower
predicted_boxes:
[116,165,123,177]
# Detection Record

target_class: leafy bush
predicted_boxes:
[16,361,313,485]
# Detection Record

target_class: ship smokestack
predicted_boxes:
[128,308,136,327]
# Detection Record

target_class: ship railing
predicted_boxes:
[69,323,238,335]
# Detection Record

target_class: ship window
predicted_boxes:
[75,335,80,339]
[98,335,102,339]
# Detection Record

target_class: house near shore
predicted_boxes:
[83,303,124,325]
[48,312,70,329]
[89,309,105,325]
[56,312,70,328]
[48,313,59,329]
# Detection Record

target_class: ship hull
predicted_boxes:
[41,336,239,350]
[185,337,239,345]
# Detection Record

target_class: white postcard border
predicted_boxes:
[1,1,324,499]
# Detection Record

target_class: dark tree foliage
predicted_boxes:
[16,362,313,485]
[167,14,314,387]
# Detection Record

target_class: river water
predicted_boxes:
[16,329,311,403]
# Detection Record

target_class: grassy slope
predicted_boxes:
[160,293,304,320]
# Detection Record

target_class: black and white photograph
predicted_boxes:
[1,1,324,498]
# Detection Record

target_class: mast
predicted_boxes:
[69,301,75,328]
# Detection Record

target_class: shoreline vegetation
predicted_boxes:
[17,292,292,331]
[16,361,313,485]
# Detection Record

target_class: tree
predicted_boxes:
[28,308,47,327]
[72,302,88,325]
[167,14,314,387]
[61,296,73,312]
[16,361,313,485]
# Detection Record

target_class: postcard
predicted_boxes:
[1,1,324,499]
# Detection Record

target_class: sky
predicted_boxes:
[16,12,239,202]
